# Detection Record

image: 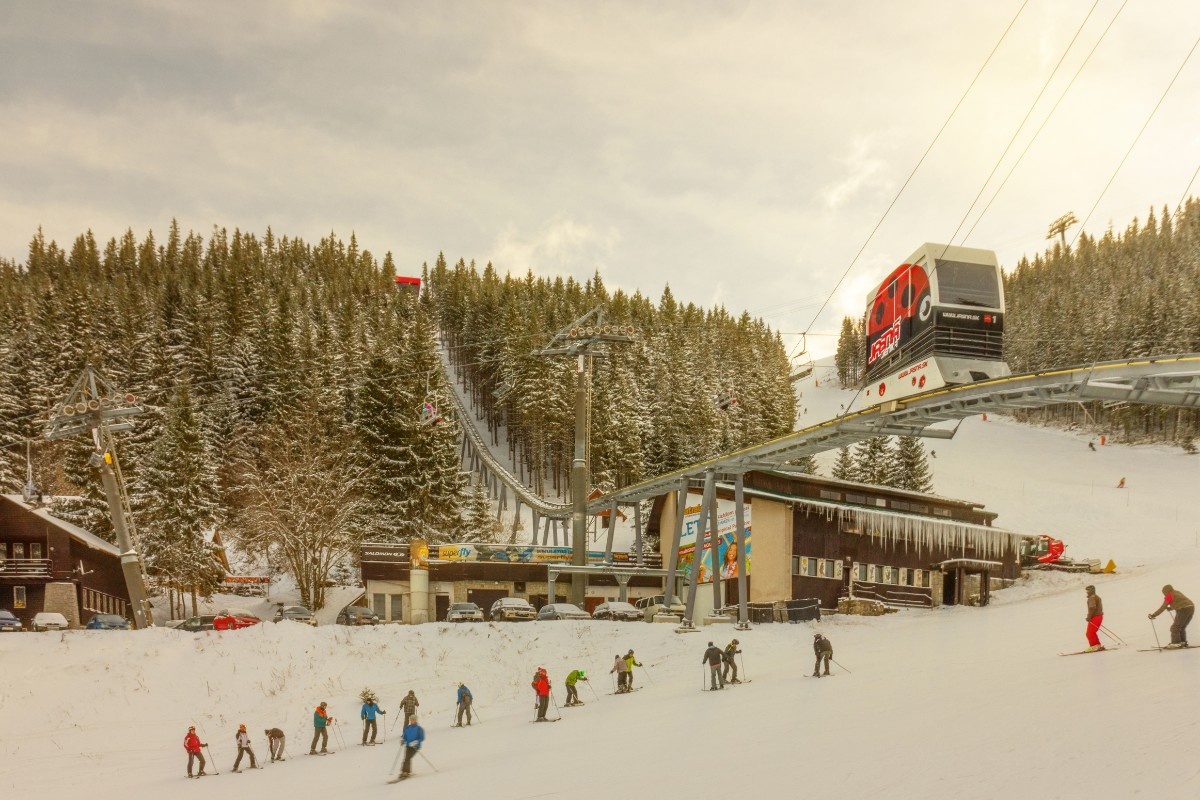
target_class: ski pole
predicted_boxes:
[639,664,654,685]
[586,679,600,701]
[1151,617,1163,650]
[203,744,220,775]
[549,689,562,721]
[418,750,439,772]
[738,652,748,681]
[389,739,404,776]
[830,657,852,674]
[1099,624,1126,646]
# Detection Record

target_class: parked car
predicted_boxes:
[177,615,218,632]
[536,602,590,621]
[489,597,536,621]
[336,606,380,626]
[592,601,643,621]
[31,612,69,632]
[213,609,261,631]
[85,613,131,630]
[273,605,317,626]
[635,595,687,622]
[0,609,23,632]
[446,602,484,623]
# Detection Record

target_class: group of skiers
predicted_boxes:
[1083,583,1193,651]
[182,634,841,779]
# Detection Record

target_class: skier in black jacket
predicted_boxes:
[702,642,725,690]
[812,633,833,677]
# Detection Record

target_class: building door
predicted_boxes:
[434,594,451,622]
[942,570,957,606]
[468,588,508,619]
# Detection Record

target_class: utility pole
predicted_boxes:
[534,307,635,606]
[45,365,154,629]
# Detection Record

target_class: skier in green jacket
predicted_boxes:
[565,669,588,706]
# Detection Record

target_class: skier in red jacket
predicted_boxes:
[183,726,207,777]
[531,667,551,721]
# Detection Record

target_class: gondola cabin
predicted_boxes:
[862,242,1009,406]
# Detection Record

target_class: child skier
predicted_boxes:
[360,689,386,745]
[183,725,207,777]
[232,723,258,771]
[610,654,630,692]
[723,639,742,683]
[531,667,551,720]
[565,669,588,706]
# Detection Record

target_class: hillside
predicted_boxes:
[3,379,1198,799]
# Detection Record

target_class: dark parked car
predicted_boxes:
[336,606,380,626]
[446,602,484,623]
[85,613,131,630]
[178,615,218,632]
[536,603,590,621]
[213,609,261,630]
[489,597,536,621]
[273,605,317,626]
[592,601,643,621]
[0,610,23,632]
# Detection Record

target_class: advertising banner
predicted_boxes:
[678,493,752,584]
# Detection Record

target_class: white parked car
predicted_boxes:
[446,602,485,622]
[489,597,536,621]
[31,612,69,631]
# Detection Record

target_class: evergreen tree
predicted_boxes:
[462,481,503,543]
[852,436,891,486]
[889,436,933,493]
[831,446,857,482]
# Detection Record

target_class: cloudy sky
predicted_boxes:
[2,1,1198,357]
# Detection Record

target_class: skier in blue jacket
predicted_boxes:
[360,695,386,745]
[398,716,425,780]
[454,683,473,727]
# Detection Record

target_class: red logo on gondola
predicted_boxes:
[878,382,886,397]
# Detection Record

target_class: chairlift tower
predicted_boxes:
[534,307,636,606]
[44,365,153,629]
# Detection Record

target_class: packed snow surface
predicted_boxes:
[2,377,1199,799]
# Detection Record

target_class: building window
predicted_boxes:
[13,586,26,608]
[873,498,887,507]
[856,563,867,581]
[845,493,866,505]
[912,505,929,515]
[30,543,43,560]
[891,500,911,512]
[807,558,818,577]
[389,594,403,621]
[933,507,953,517]
[12,543,24,560]
[372,593,386,617]
[819,489,841,501]
[823,560,836,579]
[792,556,801,575]
[873,565,884,583]
[839,518,862,534]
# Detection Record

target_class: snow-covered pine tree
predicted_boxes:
[852,436,891,486]
[889,436,933,493]
[831,446,857,482]
[462,481,503,544]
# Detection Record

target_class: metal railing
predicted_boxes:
[849,580,934,608]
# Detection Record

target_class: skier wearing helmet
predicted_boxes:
[310,701,333,754]
[531,667,551,720]
[812,633,833,677]
[623,650,643,689]
[1149,584,1194,648]
[232,723,258,772]
[183,725,207,777]
[564,669,588,706]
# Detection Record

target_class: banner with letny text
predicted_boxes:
[677,492,752,584]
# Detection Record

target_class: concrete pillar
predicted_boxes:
[44,582,81,628]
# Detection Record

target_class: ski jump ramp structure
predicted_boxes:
[449,352,1200,628]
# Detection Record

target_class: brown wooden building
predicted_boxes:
[649,470,1023,611]
[0,495,132,628]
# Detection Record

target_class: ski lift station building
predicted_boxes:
[361,470,1027,623]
